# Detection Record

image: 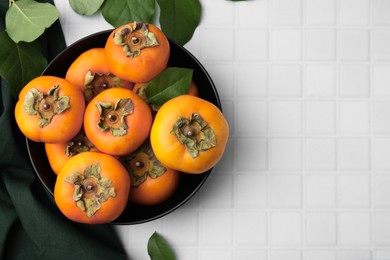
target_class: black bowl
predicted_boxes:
[26,30,221,224]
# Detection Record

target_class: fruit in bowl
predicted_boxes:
[18,22,229,224]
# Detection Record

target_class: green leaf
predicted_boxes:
[69,0,104,16]
[101,0,155,28]
[6,0,59,43]
[156,0,201,45]
[145,67,193,106]
[0,31,47,98]
[147,232,175,260]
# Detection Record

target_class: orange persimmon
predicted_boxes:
[83,88,152,156]
[150,95,229,174]
[14,76,85,143]
[54,151,130,224]
[105,22,170,83]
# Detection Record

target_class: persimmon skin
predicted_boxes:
[54,152,130,224]
[150,95,229,174]
[129,168,180,206]
[105,22,170,83]
[14,76,85,143]
[84,88,153,156]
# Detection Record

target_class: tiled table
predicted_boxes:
[55,0,390,259]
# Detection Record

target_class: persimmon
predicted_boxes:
[14,76,85,143]
[45,130,97,175]
[150,95,229,174]
[65,48,133,103]
[83,88,152,156]
[54,152,130,224]
[119,141,180,205]
[105,22,170,83]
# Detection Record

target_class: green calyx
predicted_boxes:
[23,85,70,128]
[65,132,95,157]
[119,141,166,187]
[171,113,216,158]
[113,22,159,58]
[64,163,116,218]
[96,98,134,136]
[84,70,121,103]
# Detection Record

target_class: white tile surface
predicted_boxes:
[53,0,390,258]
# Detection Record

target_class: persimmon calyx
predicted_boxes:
[64,163,116,218]
[113,22,159,58]
[24,85,70,128]
[96,98,134,136]
[84,70,121,103]
[119,142,166,187]
[171,113,217,158]
[65,132,95,157]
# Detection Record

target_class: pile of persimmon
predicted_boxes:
[14,21,229,224]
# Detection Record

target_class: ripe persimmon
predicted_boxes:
[105,22,170,83]
[45,130,97,175]
[65,48,133,103]
[119,141,180,205]
[83,88,152,156]
[14,76,85,143]
[54,151,130,224]
[150,95,229,174]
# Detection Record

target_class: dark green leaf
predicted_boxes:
[145,67,193,106]
[0,31,47,98]
[156,0,201,45]
[101,0,155,28]
[6,0,59,43]
[69,0,104,16]
[147,232,175,260]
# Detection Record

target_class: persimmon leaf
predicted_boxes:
[156,0,201,45]
[0,31,47,98]
[101,0,155,28]
[145,67,193,106]
[147,232,175,260]
[6,0,59,43]
[69,0,104,16]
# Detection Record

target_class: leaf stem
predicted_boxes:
[9,0,14,8]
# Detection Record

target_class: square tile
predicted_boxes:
[214,136,234,172]
[305,102,336,134]
[236,101,267,135]
[202,29,235,62]
[306,138,337,170]
[237,137,268,171]
[373,0,390,25]
[306,212,337,246]
[199,174,233,208]
[201,0,235,26]
[199,211,233,245]
[338,30,369,61]
[373,65,390,97]
[372,30,390,61]
[237,64,267,98]
[269,174,302,208]
[236,211,267,245]
[306,250,337,260]
[374,175,390,208]
[375,213,390,245]
[270,138,302,171]
[237,0,268,26]
[338,138,370,170]
[305,0,335,25]
[270,65,302,97]
[306,175,336,208]
[270,30,302,61]
[234,249,267,260]
[236,174,267,208]
[373,102,390,134]
[270,101,302,134]
[339,65,369,97]
[236,29,268,61]
[304,29,336,60]
[305,65,336,97]
[269,0,302,25]
[270,212,302,245]
[199,249,232,260]
[204,63,234,99]
[373,138,390,170]
[339,102,370,134]
[338,212,371,246]
[270,250,302,260]
[339,250,371,260]
[339,0,369,25]
[338,175,370,208]
[376,251,390,260]
[165,211,198,246]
